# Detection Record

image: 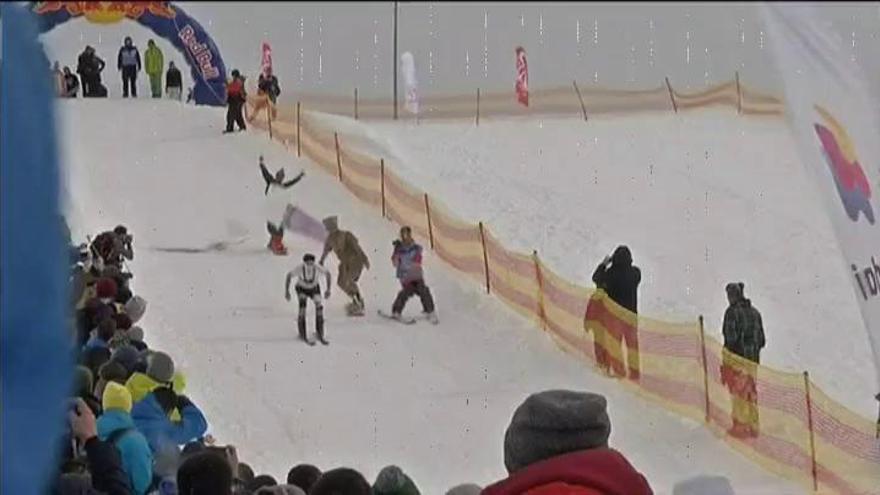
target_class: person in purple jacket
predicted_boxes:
[389,226,437,323]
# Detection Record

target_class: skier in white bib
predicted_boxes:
[285,253,332,345]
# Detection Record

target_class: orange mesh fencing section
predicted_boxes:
[674,81,739,111]
[740,85,784,116]
[338,145,383,209]
[482,228,541,323]
[428,201,486,286]
[383,168,429,241]
[538,259,595,361]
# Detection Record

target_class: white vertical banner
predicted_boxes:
[400,51,419,115]
[760,3,880,393]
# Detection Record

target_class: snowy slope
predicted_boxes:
[59,99,802,494]
[362,111,876,417]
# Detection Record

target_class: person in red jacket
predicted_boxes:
[482,390,653,495]
[224,69,247,133]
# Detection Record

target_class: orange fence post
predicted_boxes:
[665,77,678,114]
[698,315,710,423]
[804,371,819,492]
[533,250,547,331]
[296,101,302,157]
[354,87,359,120]
[424,194,435,250]
[334,132,342,181]
[380,158,386,219]
[735,71,742,115]
[573,80,588,122]
[476,88,481,127]
[478,221,490,294]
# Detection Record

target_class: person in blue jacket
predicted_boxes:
[389,226,437,323]
[131,385,208,455]
[97,383,153,495]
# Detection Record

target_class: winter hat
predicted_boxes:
[147,351,175,383]
[177,450,233,495]
[98,360,130,385]
[110,345,140,374]
[114,312,133,331]
[81,346,111,378]
[255,486,306,495]
[124,295,147,323]
[503,389,611,473]
[127,325,144,342]
[445,484,483,495]
[310,468,372,495]
[102,381,133,413]
[95,277,118,300]
[248,475,278,493]
[725,282,745,299]
[373,465,421,495]
[286,464,321,492]
[322,216,338,232]
[238,462,256,486]
[73,365,94,397]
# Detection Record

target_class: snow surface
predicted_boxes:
[59,99,803,494]
[363,111,878,417]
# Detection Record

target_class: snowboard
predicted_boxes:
[377,310,439,325]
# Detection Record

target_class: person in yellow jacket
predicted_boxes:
[125,350,187,421]
[144,40,164,99]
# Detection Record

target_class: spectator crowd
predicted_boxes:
[51,37,183,100]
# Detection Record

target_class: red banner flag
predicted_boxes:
[261,41,273,76]
[515,46,529,107]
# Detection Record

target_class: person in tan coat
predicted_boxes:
[319,216,369,315]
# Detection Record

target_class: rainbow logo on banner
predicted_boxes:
[813,105,875,224]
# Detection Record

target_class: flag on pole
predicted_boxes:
[261,41,273,77]
[401,51,419,115]
[515,46,529,107]
[760,3,880,393]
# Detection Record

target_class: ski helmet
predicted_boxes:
[303,253,316,263]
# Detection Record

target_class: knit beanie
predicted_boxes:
[147,351,175,383]
[310,468,372,495]
[503,390,611,473]
[102,382,133,413]
[127,326,144,342]
[99,360,130,384]
[95,277,118,300]
[445,484,483,495]
[373,465,421,495]
[177,450,232,495]
[124,295,147,323]
[110,345,140,375]
[248,475,278,493]
[286,464,321,492]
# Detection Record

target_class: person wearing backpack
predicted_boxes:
[97,383,154,495]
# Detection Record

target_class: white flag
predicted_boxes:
[761,4,880,392]
[400,51,419,115]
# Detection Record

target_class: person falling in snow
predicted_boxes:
[389,226,437,323]
[260,155,304,255]
[285,253,332,345]
[259,155,304,195]
[319,216,370,316]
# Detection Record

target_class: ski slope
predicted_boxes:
[362,111,877,417]
[59,99,802,494]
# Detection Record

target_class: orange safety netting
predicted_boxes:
[246,81,878,493]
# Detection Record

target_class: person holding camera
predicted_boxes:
[90,225,134,271]
[591,245,642,380]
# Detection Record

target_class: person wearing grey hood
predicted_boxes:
[483,389,652,495]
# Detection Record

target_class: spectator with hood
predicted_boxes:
[721,282,765,438]
[117,36,142,98]
[165,61,183,100]
[592,245,642,380]
[482,390,653,495]
[143,39,164,98]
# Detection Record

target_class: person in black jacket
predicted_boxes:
[592,245,642,380]
[248,67,281,123]
[63,66,80,98]
[117,37,141,98]
[165,61,183,100]
[77,46,106,98]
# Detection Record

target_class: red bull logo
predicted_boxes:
[813,105,875,225]
[179,25,220,80]
[33,2,176,24]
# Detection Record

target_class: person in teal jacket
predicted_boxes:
[131,386,208,455]
[97,382,154,495]
[144,40,164,98]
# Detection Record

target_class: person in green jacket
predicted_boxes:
[144,39,164,98]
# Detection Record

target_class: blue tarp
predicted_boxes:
[1,4,74,494]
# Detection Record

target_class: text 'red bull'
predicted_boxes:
[178,25,220,80]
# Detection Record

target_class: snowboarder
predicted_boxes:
[224,70,247,133]
[259,155,304,195]
[721,282,765,438]
[592,245,641,380]
[388,226,437,323]
[319,216,370,316]
[117,36,142,98]
[285,253,332,345]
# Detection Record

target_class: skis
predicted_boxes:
[376,310,439,325]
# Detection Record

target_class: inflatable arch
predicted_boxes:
[31,2,227,106]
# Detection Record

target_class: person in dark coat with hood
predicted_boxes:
[591,245,641,380]
[721,282,765,438]
[482,390,653,495]
[117,36,142,98]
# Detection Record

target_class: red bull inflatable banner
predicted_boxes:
[31,2,227,106]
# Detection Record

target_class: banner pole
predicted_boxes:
[698,315,711,423]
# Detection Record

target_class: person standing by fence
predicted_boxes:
[591,245,642,381]
[721,282,765,438]
[144,40,164,99]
